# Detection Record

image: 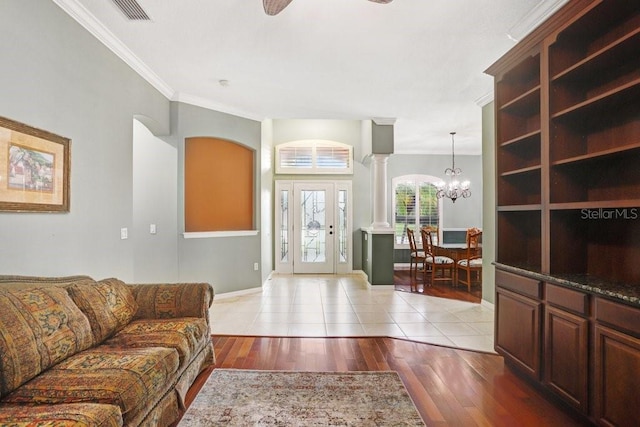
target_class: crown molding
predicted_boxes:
[52,0,174,99]
[173,92,265,122]
[475,91,494,107]
[507,0,570,42]
[372,117,396,126]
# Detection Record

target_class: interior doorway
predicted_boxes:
[275,181,352,274]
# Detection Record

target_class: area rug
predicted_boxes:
[179,369,425,426]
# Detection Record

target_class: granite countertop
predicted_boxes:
[493,263,640,307]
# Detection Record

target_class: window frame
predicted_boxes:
[392,174,443,248]
[275,140,353,175]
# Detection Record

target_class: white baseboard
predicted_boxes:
[214,286,262,300]
[481,299,495,311]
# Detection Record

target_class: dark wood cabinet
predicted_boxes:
[544,305,589,412]
[544,284,589,412]
[495,270,543,380]
[494,269,640,424]
[593,325,640,427]
[488,1,640,423]
[495,287,542,380]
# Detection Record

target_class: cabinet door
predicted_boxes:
[593,325,640,427]
[544,306,588,412]
[495,287,542,380]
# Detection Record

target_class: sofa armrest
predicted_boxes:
[128,282,214,322]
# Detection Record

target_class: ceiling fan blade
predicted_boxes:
[368,0,393,3]
[263,0,294,16]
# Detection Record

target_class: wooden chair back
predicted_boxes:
[407,227,419,254]
[420,226,438,257]
[465,227,482,258]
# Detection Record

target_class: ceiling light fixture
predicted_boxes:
[435,132,471,203]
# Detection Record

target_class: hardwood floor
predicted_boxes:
[394,268,483,303]
[181,336,587,427]
[179,274,586,426]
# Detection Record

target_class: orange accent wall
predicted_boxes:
[185,137,254,232]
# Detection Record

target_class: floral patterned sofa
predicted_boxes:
[0,275,215,427]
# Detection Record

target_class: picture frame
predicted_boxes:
[0,116,70,212]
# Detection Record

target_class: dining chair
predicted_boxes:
[406,228,425,291]
[420,226,455,286]
[456,227,482,292]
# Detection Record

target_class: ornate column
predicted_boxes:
[371,153,391,230]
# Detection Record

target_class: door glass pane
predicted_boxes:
[300,190,326,263]
[280,189,288,262]
[338,189,347,263]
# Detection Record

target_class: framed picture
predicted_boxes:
[0,116,70,212]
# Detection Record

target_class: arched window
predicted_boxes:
[392,174,442,246]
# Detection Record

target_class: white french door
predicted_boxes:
[275,181,352,274]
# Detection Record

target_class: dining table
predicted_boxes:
[434,242,478,262]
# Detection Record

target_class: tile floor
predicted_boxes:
[210,273,496,353]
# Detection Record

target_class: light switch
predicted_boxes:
[150,224,157,234]
[120,227,128,240]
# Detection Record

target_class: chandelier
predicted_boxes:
[435,132,471,203]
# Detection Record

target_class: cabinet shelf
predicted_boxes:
[551,141,640,166]
[501,130,541,148]
[498,204,542,212]
[498,166,541,207]
[500,164,541,177]
[548,0,640,76]
[497,210,541,270]
[550,152,640,205]
[550,209,640,285]
[499,140,540,175]
[550,200,640,210]
[496,53,540,108]
[500,85,540,114]
[551,28,640,83]
[550,101,638,163]
[551,78,640,121]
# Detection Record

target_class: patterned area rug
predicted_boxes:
[180,369,425,426]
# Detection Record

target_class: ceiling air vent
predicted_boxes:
[111,0,151,20]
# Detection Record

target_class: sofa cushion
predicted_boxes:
[67,278,138,344]
[0,403,122,427]
[0,286,94,397]
[2,346,179,426]
[0,275,96,290]
[104,318,209,369]
[131,283,213,320]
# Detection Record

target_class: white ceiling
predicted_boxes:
[54,0,566,154]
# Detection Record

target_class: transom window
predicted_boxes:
[276,140,353,175]
[393,175,443,246]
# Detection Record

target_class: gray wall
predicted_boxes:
[0,0,170,280]
[133,119,179,282]
[0,1,264,295]
[173,102,263,294]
